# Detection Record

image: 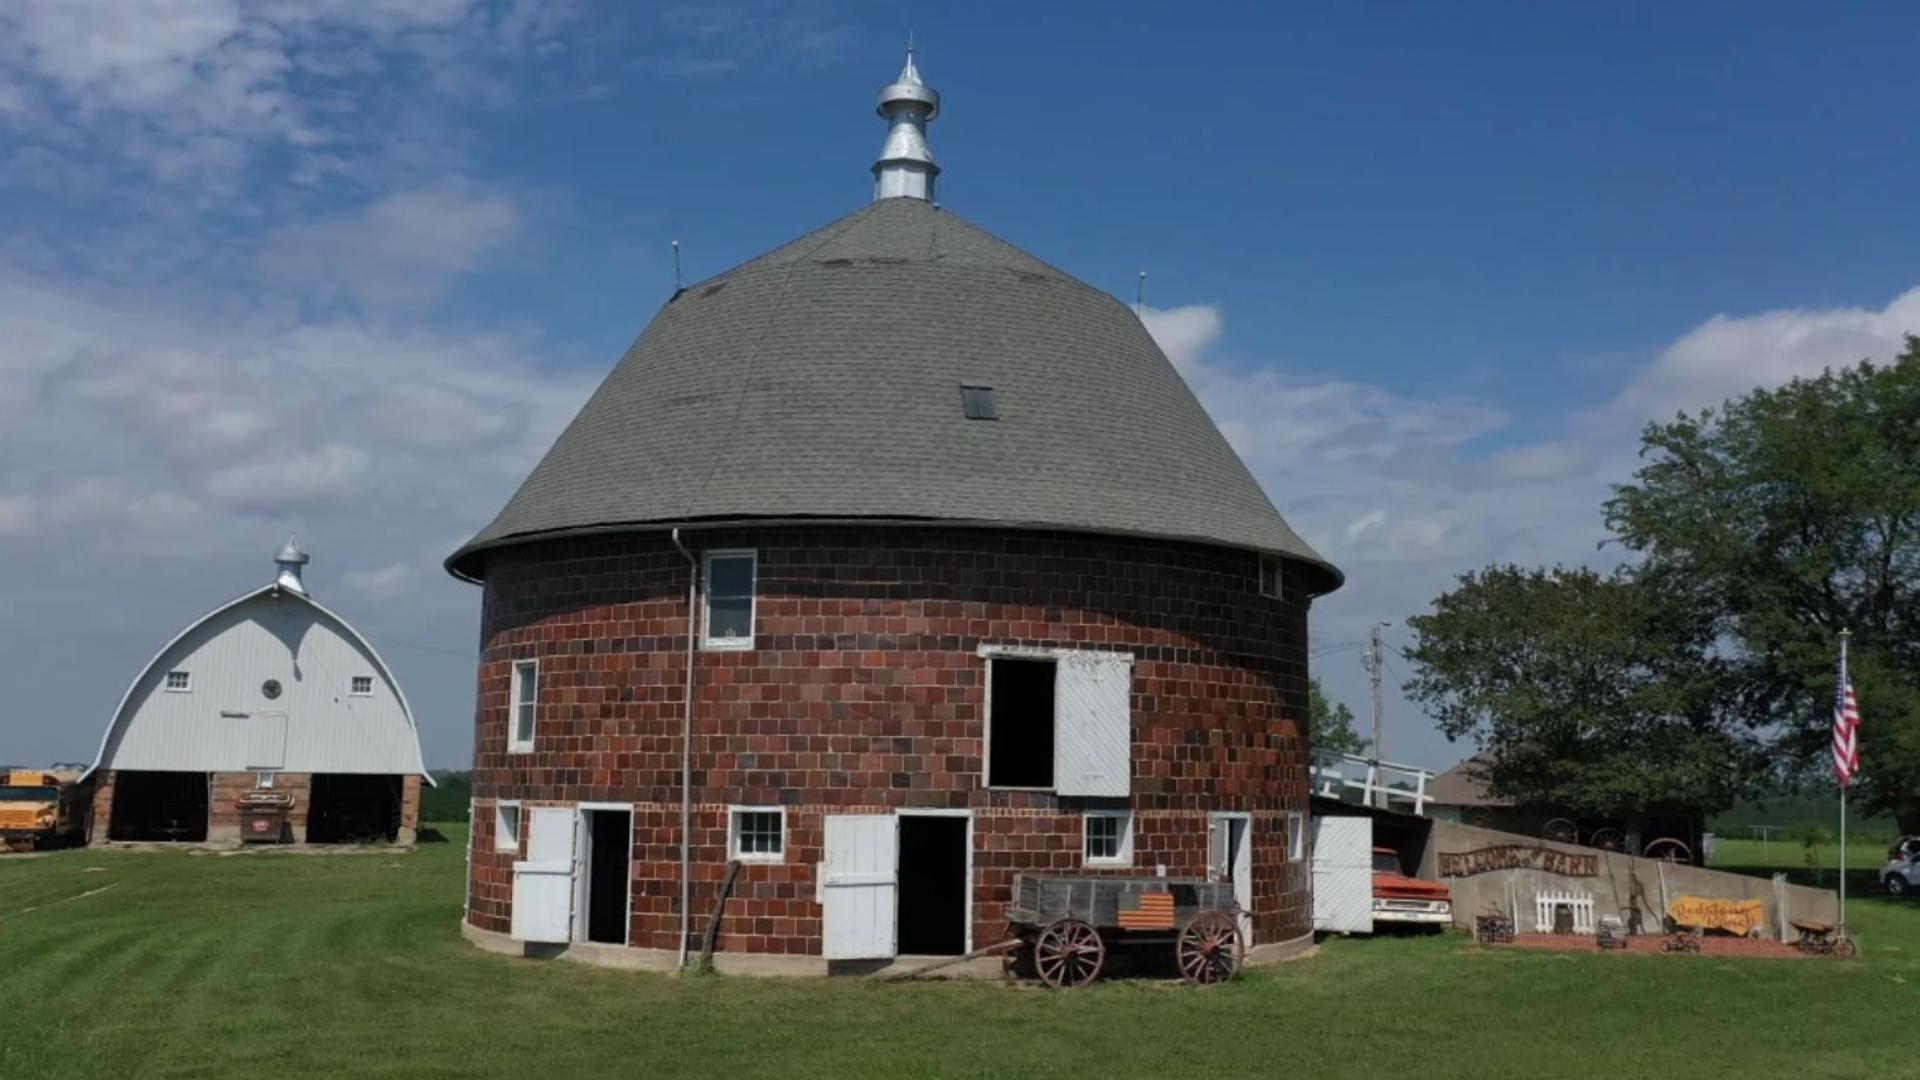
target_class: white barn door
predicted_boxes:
[821,814,898,960]
[1054,651,1132,797]
[1312,814,1374,934]
[512,807,577,943]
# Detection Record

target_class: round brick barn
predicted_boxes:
[450,52,1342,972]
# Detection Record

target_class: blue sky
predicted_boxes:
[1,1,1915,771]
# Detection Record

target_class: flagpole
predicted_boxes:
[1839,628,1850,934]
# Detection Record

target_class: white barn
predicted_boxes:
[84,540,430,844]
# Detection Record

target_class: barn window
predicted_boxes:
[496,802,522,852]
[350,675,374,696]
[729,807,785,861]
[703,550,756,649]
[1084,811,1133,866]
[984,647,1134,795]
[1260,556,1283,599]
[1287,810,1306,862]
[509,660,538,752]
[959,382,998,420]
[164,670,191,692]
[986,657,1056,788]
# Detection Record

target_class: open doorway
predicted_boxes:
[580,807,633,946]
[109,771,208,842]
[896,813,969,955]
[307,774,401,843]
[1209,813,1252,944]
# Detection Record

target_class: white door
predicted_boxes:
[1054,651,1133,797]
[1209,814,1253,943]
[821,814,898,960]
[1312,814,1374,934]
[512,807,577,943]
[245,713,287,770]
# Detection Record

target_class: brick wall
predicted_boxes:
[465,526,1318,954]
[209,771,311,842]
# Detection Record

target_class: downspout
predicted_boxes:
[671,528,699,969]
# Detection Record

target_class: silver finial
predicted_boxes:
[273,535,310,596]
[872,41,940,202]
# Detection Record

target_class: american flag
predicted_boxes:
[1832,662,1861,787]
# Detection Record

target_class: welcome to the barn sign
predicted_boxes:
[1438,845,1599,878]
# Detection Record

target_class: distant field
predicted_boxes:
[1,827,1915,1079]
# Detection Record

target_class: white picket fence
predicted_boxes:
[1534,890,1596,934]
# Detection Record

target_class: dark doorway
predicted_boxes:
[585,809,632,945]
[987,658,1055,787]
[307,775,402,843]
[108,771,209,842]
[897,815,967,956]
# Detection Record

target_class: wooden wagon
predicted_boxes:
[1004,873,1245,988]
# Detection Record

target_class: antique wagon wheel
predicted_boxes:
[1176,911,1244,986]
[1034,919,1104,989]
[1542,818,1579,845]
[1588,828,1625,852]
[1832,937,1858,960]
[1642,837,1692,864]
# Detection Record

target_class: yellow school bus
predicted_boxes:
[0,770,85,851]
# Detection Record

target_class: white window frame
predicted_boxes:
[164,670,191,693]
[728,805,786,863]
[495,801,522,853]
[1083,810,1134,867]
[508,659,539,753]
[702,549,758,650]
[1260,556,1284,599]
[350,674,375,697]
[1287,810,1306,862]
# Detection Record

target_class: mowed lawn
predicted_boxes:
[2,829,1916,1080]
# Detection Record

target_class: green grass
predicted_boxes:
[3,830,1917,1079]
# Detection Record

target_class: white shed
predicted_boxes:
[84,540,430,844]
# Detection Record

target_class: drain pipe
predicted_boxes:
[671,527,699,970]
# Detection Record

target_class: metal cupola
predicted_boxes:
[872,42,940,202]
[273,536,310,595]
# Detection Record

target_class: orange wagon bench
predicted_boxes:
[1004,873,1245,989]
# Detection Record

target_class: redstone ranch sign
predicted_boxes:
[1439,845,1599,878]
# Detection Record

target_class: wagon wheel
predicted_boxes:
[1177,910,1244,986]
[1588,828,1625,852]
[1034,919,1104,989]
[1542,818,1579,845]
[1832,937,1858,960]
[1642,837,1692,864]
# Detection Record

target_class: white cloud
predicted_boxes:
[256,189,522,308]
[343,561,419,600]
[1145,288,1920,768]
[1608,287,1920,423]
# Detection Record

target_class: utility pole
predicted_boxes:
[1362,621,1389,807]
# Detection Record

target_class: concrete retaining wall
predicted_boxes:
[1422,820,1838,942]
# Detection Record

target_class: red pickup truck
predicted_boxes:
[1372,847,1452,927]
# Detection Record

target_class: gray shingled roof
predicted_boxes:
[447,198,1339,588]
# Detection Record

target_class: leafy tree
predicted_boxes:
[1309,677,1367,755]
[1606,338,1920,831]
[1402,565,1764,818]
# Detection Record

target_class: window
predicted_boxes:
[257,771,276,789]
[1287,811,1306,862]
[986,657,1056,787]
[703,551,756,649]
[350,675,374,696]
[1084,811,1134,866]
[729,807,785,862]
[959,382,998,420]
[1260,556,1283,599]
[496,802,522,852]
[164,670,191,692]
[509,660,538,752]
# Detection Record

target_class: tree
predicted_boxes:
[1309,677,1366,755]
[1402,565,1765,818]
[1606,337,1920,830]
